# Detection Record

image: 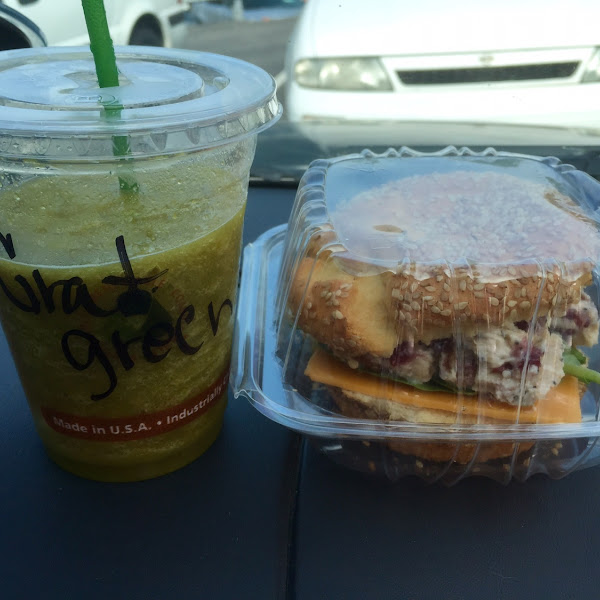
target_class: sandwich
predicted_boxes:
[287,169,600,463]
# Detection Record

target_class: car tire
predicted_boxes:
[129,18,163,47]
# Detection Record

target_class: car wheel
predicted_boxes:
[129,18,163,47]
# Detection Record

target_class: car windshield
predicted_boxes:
[5,0,600,179]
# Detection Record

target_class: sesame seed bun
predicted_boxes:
[288,170,598,352]
[331,389,532,463]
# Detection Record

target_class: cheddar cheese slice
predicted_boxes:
[305,348,581,424]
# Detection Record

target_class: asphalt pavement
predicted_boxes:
[176,18,297,112]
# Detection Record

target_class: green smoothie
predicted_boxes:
[0,144,249,481]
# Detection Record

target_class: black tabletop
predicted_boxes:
[3,183,600,600]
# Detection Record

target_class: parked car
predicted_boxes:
[2,0,190,47]
[284,0,600,127]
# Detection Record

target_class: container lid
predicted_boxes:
[0,46,281,159]
[310,148,600,270]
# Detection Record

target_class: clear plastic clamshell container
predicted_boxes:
[233,147,600,484]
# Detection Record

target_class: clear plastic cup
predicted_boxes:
[0,46,280,481]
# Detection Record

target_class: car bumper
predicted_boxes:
[285,81,600,128]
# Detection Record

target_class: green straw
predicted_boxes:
[81,0,138,192]
[81,0,118,88]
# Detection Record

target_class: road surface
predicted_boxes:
[177,18,297,111]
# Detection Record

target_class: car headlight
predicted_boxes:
[294,57,393,91]
[582,48,600,83]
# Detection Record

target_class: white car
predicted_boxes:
[3,0,190,47]
[284,0,600,127]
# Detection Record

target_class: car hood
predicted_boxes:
[301,0,600,57]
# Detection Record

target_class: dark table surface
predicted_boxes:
[2,183,600,600]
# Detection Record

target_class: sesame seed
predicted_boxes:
[474,291,485,298]
[392,288,402,299]
[325,292,332,300]
[411,283,419,293]
[332,310,344,320]
[332,299,340,306]
[411,301,421,311]
[436,275,444,282]
[508,266,517,276]
[335,290,342,296]
[306,302,312,309]
[415,460,424,469]
[441,309,451,316]
[431,306,441,314]
[520,301,531,310]
[320,291,328,298]
[489,297,499,306]
[347,358,359,369]
[502,369,511,378]
[551,448,559,456]
[401,281,409,289]
[402,303,412,311]
[459,280,467,291]
[510,309,518,320]
[423,295,434,301]
[340,283,352,290]
[443,283,451,292]
[426,285,437,292]
[521,288,528,298]
[398,311,406,321]
[508,300,517,307]
[412,292,421,299]
[454,302,468,310]
[440,292,449,302]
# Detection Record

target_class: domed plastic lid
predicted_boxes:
[0,46,281,159]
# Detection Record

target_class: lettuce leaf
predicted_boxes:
[361,368,475,395]
[563,347,600,385]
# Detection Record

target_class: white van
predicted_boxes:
[3,0,190,47]
[285,0,600,128]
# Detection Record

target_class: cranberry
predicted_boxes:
[389,341,416,366]
[495,346,543,374]
[566,308,592,330]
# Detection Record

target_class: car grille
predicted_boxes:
[397,62,580,85]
